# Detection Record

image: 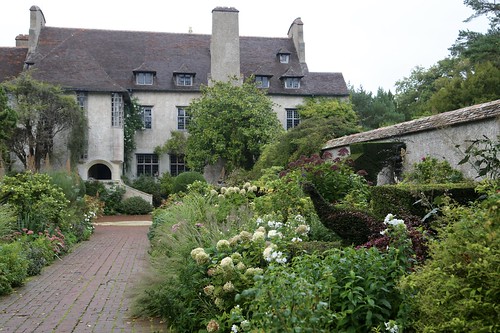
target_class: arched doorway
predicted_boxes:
[88,163,112,180]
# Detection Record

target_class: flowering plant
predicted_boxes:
[190,214,311,331]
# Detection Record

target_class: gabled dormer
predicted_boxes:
[277,48,291,64]
[133,63,156,85]
[280,67,304,89]
[173,64,196,87]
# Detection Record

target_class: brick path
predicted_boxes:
[0,218,168,333]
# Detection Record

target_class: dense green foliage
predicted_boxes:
[400,186,499,332]
[0,87,17,156]
[0,242,29,295]
[253,98,360,175]
[85,180,125,215]
[172,171,206,194]
[402,156,465,184]
[0,172,69,232]
[123,98,145,172]
[1,72,86,171]
[186,79,283,172]
[350,86,404,130]
[118,196,153,215]
[0,171,102,295]
[129,175,165,207]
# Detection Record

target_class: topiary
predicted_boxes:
[172,171,206,194]
[118,196,153,215]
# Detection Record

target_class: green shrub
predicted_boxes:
[403,156,465,184]
[400,186,500,332]
[0,172,69,232]
[24,236,55,276]
[243,246,409,332]
[118,196,153,215]
[131,175,165,207]
[370,183,478,220]
[0,204,16,239]
[172,171,206,194]
[47,171,86,203]
[0,242,29,295]
[85,180,125,215]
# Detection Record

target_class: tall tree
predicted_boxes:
[0,87,17,149]
[252,98,360,175]
[2,72,86,171]
[350,86,403,129]
[186,78,283,172]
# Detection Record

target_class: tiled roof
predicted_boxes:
[323,99,500,149]
[25,26,348,96]
[0,47,27,82]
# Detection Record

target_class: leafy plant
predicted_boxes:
[244,245,410,332]
[457,134,500,179]
[118,196,153,215]
[186,78,283,172]
[131,174,165,207]
[172,171,206,194]
[402,156,465,184]
[400,185,500,332]
[0,172,69,232]
[0,242,29,295]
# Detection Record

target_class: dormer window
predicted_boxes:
[279,54,290,64]
[255,75,270,88]
[285,77,301,89]
[176,74,193,86]
[135,72,154,85]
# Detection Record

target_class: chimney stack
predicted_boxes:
[16,34,29,48]
[28,5,46,55]
[210,7,241,84]
[288,18,306,65]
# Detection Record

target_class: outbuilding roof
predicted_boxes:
[323,99,500,149]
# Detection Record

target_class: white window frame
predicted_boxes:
[279,54,290,63]
[136,72,154,85]
[255,76,270,88]
[177,107,190,130]
[111,93,123,128]
[285,77,301,89]
[286,108,300,130]
[140,106,153,129]
[176,74,193,86]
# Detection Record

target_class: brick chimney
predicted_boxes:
[288,18,306,65]
[210,7,241,84]
[28,5,46,55]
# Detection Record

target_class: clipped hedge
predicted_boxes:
[370,183,478,220]
[172,171,206,194]
[118,196,153,215]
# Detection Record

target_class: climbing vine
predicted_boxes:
[123,97,144,172]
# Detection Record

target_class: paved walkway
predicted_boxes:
[0,217,168,333]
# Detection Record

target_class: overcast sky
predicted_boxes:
[0,0,490,94]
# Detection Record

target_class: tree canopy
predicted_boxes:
[2,72,86,171]
[252,98,359,175]
[0,87,17,155]
[186,78,283,172]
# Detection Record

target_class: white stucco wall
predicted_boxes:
[269,95,306,128]
[324,117,499,181]
[78,92,123,180]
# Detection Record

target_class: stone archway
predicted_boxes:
[88,163,112,180]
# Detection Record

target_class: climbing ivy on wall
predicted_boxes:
[123,97,144,172]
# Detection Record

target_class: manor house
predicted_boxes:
[0,6,348,181]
